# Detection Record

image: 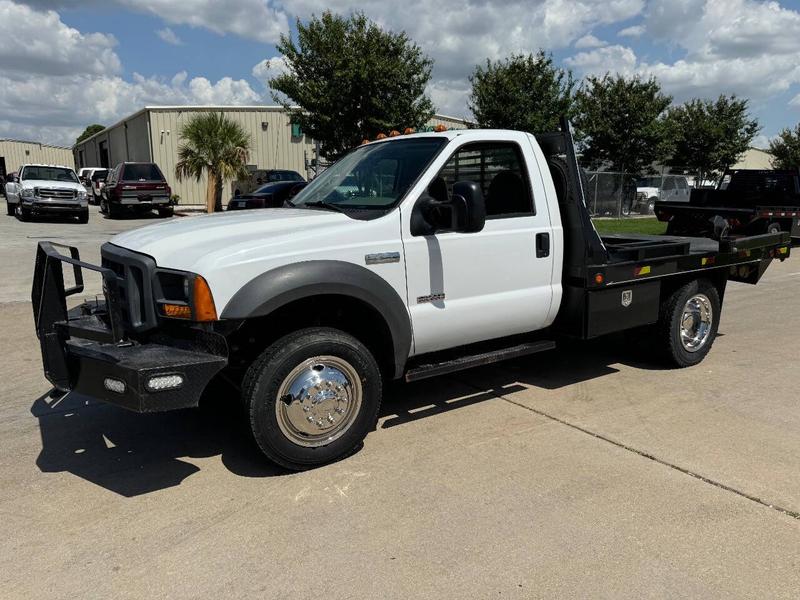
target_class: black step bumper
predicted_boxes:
[32,241,227,412]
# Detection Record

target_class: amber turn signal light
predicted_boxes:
[161,303,191,319]
[193,275,218,321]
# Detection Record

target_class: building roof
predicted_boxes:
[0,138,71,150]
[72,105,473,149]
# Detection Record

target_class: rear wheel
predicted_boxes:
[243,327,382,470]
[766,221,781,235]
[656,279,721,367]
[157,206,174,218]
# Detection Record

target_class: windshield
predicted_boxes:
[21,166,78,183]
[292,137,446,210]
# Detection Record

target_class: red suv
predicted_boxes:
[101,162,173,219]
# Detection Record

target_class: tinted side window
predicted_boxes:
[677,178,688,190]
[437,142,533,218]
[662,177,676,190]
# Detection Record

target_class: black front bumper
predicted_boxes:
[32,242,227,412]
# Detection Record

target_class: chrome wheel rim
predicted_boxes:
[275,355,362,448]
[680,293,713,353]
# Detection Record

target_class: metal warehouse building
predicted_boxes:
[0,139,74,180]
[73,106,470,205]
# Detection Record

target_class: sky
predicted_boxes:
[2,0,800,148]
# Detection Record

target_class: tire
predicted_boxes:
[656,279,721,368]
[16,205,30,222]
[766,221,781,235]
[645,198,656,215]
[157,206,174,218]
[242,327,382,470]
[77,209,89,224]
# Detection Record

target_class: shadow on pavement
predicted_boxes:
[30,332,668,497]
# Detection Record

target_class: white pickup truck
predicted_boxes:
[32,120,791,470]
[6,164,88,222]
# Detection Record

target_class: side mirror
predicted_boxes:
[451,181,486,233]
[410,180,486,236]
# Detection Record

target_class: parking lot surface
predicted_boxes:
[2,209,800,598]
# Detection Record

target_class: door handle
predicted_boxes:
[536,232,550,258]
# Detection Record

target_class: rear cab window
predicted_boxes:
[122,164,165,182]
[435,142,535,218]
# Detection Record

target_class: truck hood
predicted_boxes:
[22,179,83,191]
[110,208,354,271]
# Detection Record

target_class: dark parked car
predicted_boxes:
[227,180,307,211]
[100,162,173,218]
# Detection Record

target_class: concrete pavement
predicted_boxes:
[1,208,799,598]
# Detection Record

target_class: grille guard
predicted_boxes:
[32,241,125,389]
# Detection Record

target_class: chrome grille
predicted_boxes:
[37,187,77,199]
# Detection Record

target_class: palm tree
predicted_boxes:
[175,112,251,213]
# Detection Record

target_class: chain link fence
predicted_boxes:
[582,167,705,219]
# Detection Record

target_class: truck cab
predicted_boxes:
[32,122,791,470]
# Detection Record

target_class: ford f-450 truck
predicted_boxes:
[32,120,791,470]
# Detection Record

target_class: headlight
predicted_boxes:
[20,188,34,198]
[77,189,87,200]
[155,270,217,322]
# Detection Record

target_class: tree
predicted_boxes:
[665,95,760,183]
[468,51,574,133]
[270,12,434,160]
[75,124,105,145]
[174,112,251,213]
[769,124,800,169]
[573,74,672,174]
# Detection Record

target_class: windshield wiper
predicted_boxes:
[301,200,348,214]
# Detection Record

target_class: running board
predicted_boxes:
[405,340,556,383]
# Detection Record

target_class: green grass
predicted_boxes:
[591,217,667,236]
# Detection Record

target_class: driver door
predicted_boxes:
[401,138,556,355]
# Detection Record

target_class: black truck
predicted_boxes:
[655,168,800,239]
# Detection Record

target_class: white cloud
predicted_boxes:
[0,2,262,145]
[565,44,638,76]
[0,0,120,76]
[561,0,800,109]
[617,24,644,37]
[25,0,290,44]
[156,27,182,45]
[574,34,605,49]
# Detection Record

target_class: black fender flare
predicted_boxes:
[220,260,412,378]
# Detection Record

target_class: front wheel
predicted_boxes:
[656,279,721,367]
[77,209,89,224]
[243,327,382,470]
